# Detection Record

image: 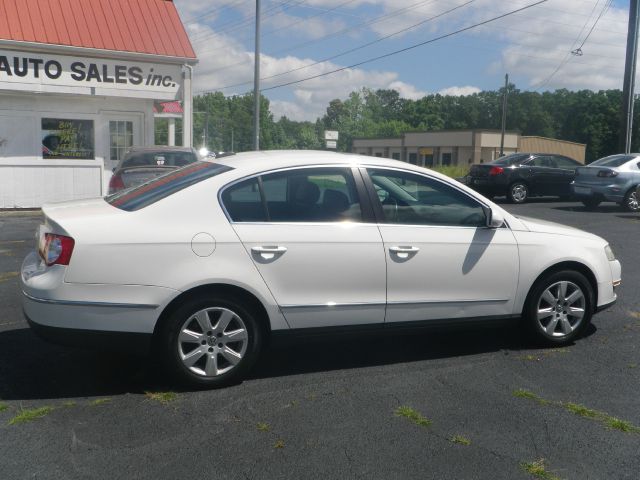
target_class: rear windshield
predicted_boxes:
[121,151,198,168]
[106,162,232,211]
[589,155,636,168]
[492,154,530,165]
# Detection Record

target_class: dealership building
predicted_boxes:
[352,130,586,167]
[0,0,197,208]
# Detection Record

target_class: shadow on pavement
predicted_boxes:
[553,205,623,213]
[0,321,596,400]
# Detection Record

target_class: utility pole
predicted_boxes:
[253,0,261,151]
[621,0,640,153]
[500,73,509,157]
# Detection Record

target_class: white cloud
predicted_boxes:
[438,85,481,96]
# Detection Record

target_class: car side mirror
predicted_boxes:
[483,206,505,228]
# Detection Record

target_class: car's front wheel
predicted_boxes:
[161,295,264,388]
[524,270,594,345]
[508,182,529,204]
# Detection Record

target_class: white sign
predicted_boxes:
[0,49,182,100]
[326,140,337,149]
[324,130,339,141]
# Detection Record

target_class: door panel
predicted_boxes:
[222,166,386,329]
[231,223,386,328]
[379,225,519,322]
[365,167,519,323]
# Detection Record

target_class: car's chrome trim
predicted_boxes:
[387,299,509,305]
[280,301,386,309]
[280,299,509,310]
[22,291,159,309]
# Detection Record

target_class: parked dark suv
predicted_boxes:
[467,153,582,203]
[108,147,199,194]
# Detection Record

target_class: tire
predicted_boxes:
[523,270,594,346]
[160,295,264,388]
[581,198,601,210]
[622,188,640,212]
[508,182,529,204]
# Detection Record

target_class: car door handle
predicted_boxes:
[389,246,420,258]
[251,246,287,259]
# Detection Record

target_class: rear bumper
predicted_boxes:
[571,183,625,202]
[26,311,151,354]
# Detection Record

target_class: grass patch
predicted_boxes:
[274,439,285,449]
[9,406,54,425]
[513,389,548,405]
[257,422,270,432]
[521,459,562,480]
[89,398,111,406]
[431,165,470,179]
[628,363,638,369]
[145,391,178,404]
[450,435,471,446]
[394,406,432,427]
[0,402,8,412]
[61,401,76,408]
[515,389,640,434]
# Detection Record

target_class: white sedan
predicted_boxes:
[22,151,622,387]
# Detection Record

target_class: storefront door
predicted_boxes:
[104,115,142,171]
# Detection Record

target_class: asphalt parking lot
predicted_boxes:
[0,200,638,480]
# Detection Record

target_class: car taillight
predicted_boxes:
[108,173,125,193]
[597,170,618,177]
[40,233,75,266]
[489,166,504,176]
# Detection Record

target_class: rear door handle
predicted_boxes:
[389,246,419,259]
[251,246,287,260]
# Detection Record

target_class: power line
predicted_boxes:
[195,0,440,68]
[209,0,475,92]
[572,0,614,55]
[252,0,549,94]
[182,0,250,26]
[533,0,612,90]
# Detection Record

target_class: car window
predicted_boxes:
[553,156,580,168]
[367,169,486,227]
[527,156,553,167]
[121,151,197,168]
[590,155,636,167]
[221,178,266,222]
[262,168,362,222]
[493,154,530,165]
[108,162,232,211]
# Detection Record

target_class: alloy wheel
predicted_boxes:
[626,190,639,211]
[536,281,586,338]
[511,184,528,203]
[177,307,248,377]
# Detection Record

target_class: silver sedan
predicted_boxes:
[571,154,640,211]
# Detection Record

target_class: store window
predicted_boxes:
[41,118,94,159]
[110,121,134,162]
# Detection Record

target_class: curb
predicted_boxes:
[0,210,42,218]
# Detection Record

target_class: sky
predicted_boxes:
[173,0,631,121]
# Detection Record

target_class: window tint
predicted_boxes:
[553,156,580,168]
[121,151,197,168]
[262,168,362,222]
[493,154,529,165]
[221,178,266,222]
[590,155,636,167]
[107,162,232,211]
[527,156,553,167]
[367,169,486,227]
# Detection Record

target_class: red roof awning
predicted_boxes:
[153,101,183,114]
[0,0,196,59]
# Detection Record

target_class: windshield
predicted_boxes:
[589,155,636,168]
[120,150,198,168]
[492,154,530,165]
[106,162,232,211]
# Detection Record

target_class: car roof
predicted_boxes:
[126,146,196,154]
[215,150,403,173]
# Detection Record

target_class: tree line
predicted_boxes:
[182,86,639,163]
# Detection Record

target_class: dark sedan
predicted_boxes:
[108,147,199,194]
[467,153,582,203]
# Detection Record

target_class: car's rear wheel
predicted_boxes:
[524,270,594,345]
[581,198,601,210]
[622,188,640,212]
[508,182,529,204]
[161,295,263,388]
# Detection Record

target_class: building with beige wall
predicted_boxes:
[352,130,586,167]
